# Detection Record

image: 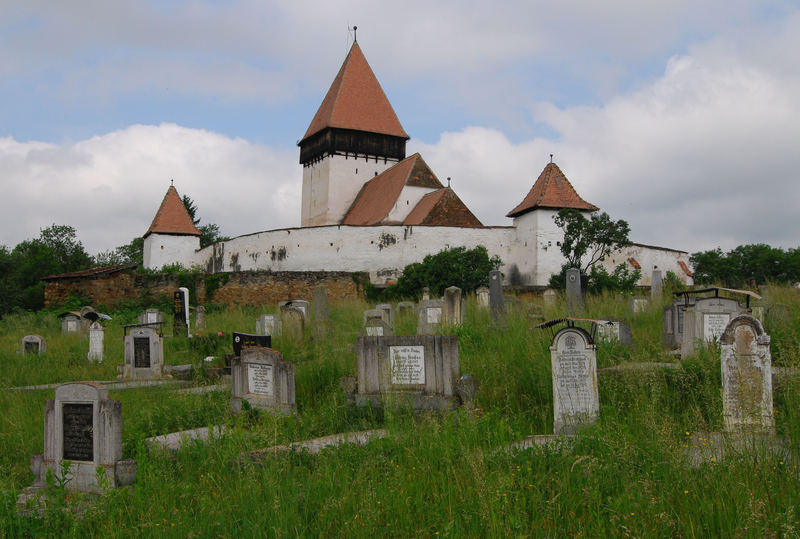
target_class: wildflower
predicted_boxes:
[684,490,689,494]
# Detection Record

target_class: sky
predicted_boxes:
[1,0,799,259]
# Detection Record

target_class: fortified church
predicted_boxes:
[143,40,693,288]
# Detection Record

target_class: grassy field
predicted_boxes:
[1,287,799,536]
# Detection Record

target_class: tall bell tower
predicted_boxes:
[298,40,409,226]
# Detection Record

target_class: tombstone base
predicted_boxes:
[23,454,137,496]
[355,392,459,411]
[231,397,296,415]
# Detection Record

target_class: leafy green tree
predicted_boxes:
[94,236,144,267]
[553,209,632,273]
[389,246,501,299]
[690,244,800,287]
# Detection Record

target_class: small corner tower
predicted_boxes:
[299,40,409,227]
[142,185,201,270]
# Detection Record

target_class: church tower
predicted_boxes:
[299,41,409,226]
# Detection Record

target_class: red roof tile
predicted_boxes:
[404,188,483,227]
[342,154,442,225]
[145,186,201,237]
[300,42,408,143]
[506,162,598,218]
[678,260,694,277]
[628,257,641,270]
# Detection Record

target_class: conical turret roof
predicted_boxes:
[144,185,201,237]
[506,162,598,218]
[300,42,408,143]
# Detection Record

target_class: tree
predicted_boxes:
[182,194,229,248]
[690,244,800,287]
[553,209,632,273]
[93,236,144,267]
[388,246,502,299]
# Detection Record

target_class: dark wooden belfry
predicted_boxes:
[299,127,407,166]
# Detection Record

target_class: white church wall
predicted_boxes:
[600,244,694,286]
[143,233,200,271]
[386,185,437,223]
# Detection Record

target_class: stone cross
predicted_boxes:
[720,315,774,433]
[550,326,599,434]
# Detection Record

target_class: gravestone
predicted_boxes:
[663,296,695,350]
[356,335,461,410]
[443,286,464,326]
[231,348,296,414]
[489,270,504,319]
[232,332,271,357]
[138,308,163,328]
[476,286,489,309]
[417,300,444,335]
[24,383,135,495]
[195,306,206,331]
[592,318,633,345]
[720,315,774,433]
[313,285,330,321]
[550,327,599,434]
[79,306,97,331]
[87,321,104,362]
[61,313,81,334]
[397,301,415,317]
[421,287,431,301]
[543,289,557,307]
[565,268,582,316]
[651,269,663,299]
[123,326,164,380]
[279,300,309,321]
[281,306,305,340]
[630,297,649,314]
[173,288,190,337]
[376,303,394,326]
[362,311,394,337]
[22,334,46,355]
[256,314,282,336]
[680,296,747,359]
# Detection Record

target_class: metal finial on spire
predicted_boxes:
[171,178,174,186]
[550,154,553,163]
[353,25,357,43]
[447,177,451,187]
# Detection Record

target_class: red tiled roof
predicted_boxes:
[506,162,598,218]
[627,257,641,270]
[404,188,483,227]
[678,260,694,277]
[42,263,137,281]
[300,42,408,143]
[342,154,442,225]
[145,186,201,237]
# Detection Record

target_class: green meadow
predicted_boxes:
[1,288,799,537]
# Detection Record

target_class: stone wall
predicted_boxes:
[44,270,366,308]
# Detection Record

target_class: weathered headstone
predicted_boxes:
[313,285,330,321]
[720,315,774,433]
[138,308,163,327]
[651,269,663,299]
[123,326,163,380]
[195,306,206,331]
[550,327,599,434]
[232,332,271,357]
[356,335,461,410]
[543,289,557,307]
[279,300,309,321]
[663,297,695,350]
[397,301,415,317]
[87,321,104,362]
[421,287,431,301]
[362,312,394,337]
[23,383,135,496]
[565,268,582,316]
[256,314,282,336]
[443,286,464,326]
[681,296,747,359]
[417,300,444,335]
[61,313,81,334]
[592,318,633,345]
[489,270,503,318]
[173,288,190,337]
[281,306,305,340]
[630,297,649,314]
[376,303,394,326]
[231,348,295,414]
[22,334,46,355]
[476,286,489,309]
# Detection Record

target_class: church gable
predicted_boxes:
[506,161,598,218]
[145,186,201,237]
[404,187,483,227]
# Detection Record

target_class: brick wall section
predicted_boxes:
[44,270,365,308]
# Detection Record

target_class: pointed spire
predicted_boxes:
[300,42,408,144]
[144,185,202,237]
[506,161,598,218]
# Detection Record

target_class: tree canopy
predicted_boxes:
[553,209,632,273]
[690,244,800,287]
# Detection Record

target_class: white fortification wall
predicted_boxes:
[143,233,200,271]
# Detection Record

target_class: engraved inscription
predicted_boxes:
[366,326,383,336]
[704,314,730,341]
[426,307,441,324]
[390,346,425,385]
[134,337,151,368]
[63,403,93,461]
[247,363,274,396]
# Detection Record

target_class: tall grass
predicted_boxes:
[1,289,799,536]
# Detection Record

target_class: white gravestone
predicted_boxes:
[720,315,774,433]
[390,346,425,385]
[231,347,295,414]
[247,363,274,396]
[366,326,384,337]
[703,314,731,342]
[427,307,442,324]
[550,327,599,435]
[87,322,104,362]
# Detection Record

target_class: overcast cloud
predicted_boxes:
[0,1,797,257]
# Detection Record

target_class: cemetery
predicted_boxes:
[0,282,799,536]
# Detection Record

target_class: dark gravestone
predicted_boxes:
[566,267,582,315]
[173,289,188,337]
[232,332,271,357]
[62,403,93,461]
[133,337,151,368]
[489,270,503,319]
